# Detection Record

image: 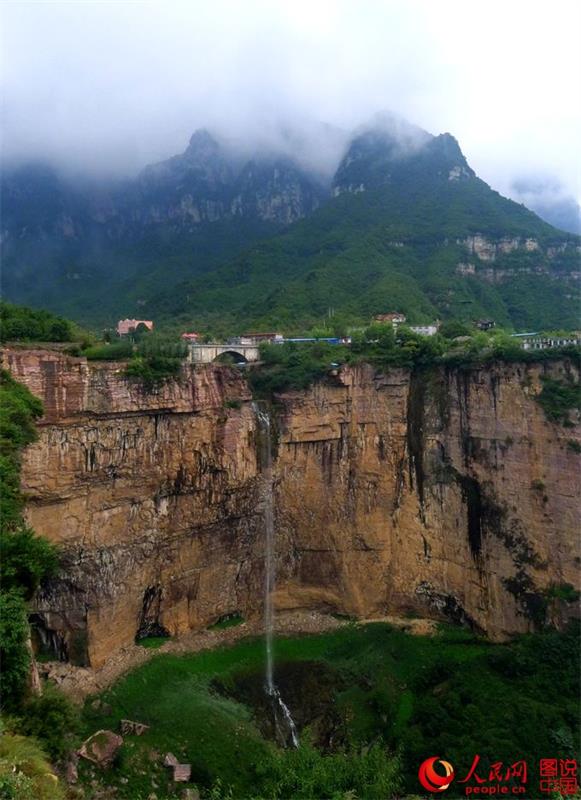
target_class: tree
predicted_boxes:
[0,302,73,343]
[132,322,151,341]
[0,591,31,708]
[439,320,472,339]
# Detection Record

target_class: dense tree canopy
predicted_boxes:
[0,302,75,343]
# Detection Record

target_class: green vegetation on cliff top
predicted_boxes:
[248,325,581,399]
[0,301,77,343]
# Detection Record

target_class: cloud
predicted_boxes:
[510,175,581,234]
[1,0,580,201]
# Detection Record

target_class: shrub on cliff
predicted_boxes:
[17,686,79,761]
[536,375,581,425]
[0,370,58,709]
[249,340,349,395]
[124,354,184,387]
[117,334,188,387]
[0,370,43,533]
[0,590,32,707]
[83,340,134,360]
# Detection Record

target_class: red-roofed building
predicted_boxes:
[117,319,154,336]
[373,312,406,326]
[180,332,200,341]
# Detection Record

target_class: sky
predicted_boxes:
[1,0,580,204]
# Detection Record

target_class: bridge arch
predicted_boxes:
[212,349,248,364]
[188,342,260,364]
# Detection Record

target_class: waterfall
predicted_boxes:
[256,404,275,693]
[254,403,299,749]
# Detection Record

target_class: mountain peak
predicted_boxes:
[357,113,432,150]
[333,119,476,193]
[433,132,465,159]
[184,129,221,161]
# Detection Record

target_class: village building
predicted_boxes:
[475,319,495,331]
[410,324,439,336]
[510,333,580,351]
[236,332,283,344]
[180,332,200,341]
[373,312,407,327]
[116,319,154,336]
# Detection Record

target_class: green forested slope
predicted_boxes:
[3,124,579,332]
[145,139,580,333]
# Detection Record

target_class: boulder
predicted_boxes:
[163,752,179,767]
[64,752,79,784]
[79,730,123,767]
[173,764,192,783]
[120,718,150,736]
[91,699,113,715]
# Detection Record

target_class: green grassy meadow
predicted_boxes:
[79,621,579,799]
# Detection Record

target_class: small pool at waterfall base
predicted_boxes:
[212,660,346,749]
[77,621,579,800]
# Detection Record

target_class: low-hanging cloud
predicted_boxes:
[1,0,580,203]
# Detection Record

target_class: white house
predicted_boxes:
[410,325,439,337]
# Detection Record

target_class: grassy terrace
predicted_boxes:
[80,622,579,799]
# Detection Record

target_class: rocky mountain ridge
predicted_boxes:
[2,129,326,239]
[2,117,579,329]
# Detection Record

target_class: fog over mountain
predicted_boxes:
[3,111,579,334]
[1,0,580,208]
[510,177,581,236]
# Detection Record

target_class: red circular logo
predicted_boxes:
[418,757,455,792]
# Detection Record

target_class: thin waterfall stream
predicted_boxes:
[254,403,299,748]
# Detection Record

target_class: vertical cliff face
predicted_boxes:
[273,362,580,637]
[4,350,263,669]
[3,349,579,669]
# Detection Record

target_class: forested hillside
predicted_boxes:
[145,128,580,332]
[3,119,579,332]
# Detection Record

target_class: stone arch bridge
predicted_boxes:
[188,342,260,364]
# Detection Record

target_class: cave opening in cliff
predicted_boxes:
[135,585,170,641]
[29,613,68,662]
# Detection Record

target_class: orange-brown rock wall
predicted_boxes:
[274,362,580,638]
[4,349,579,668]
